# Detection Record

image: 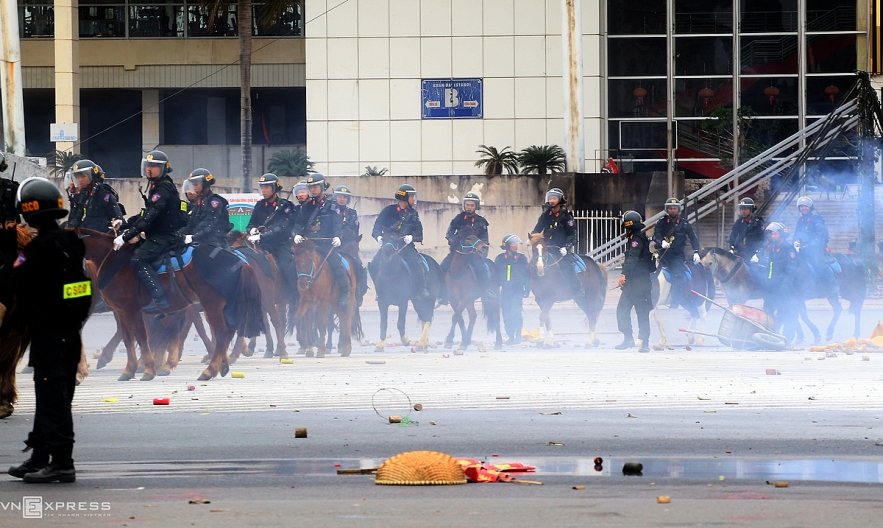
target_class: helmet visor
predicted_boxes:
[141,159,165,178]
[545,190,562,203]
[63,172,74,189]
[181,179,195,196]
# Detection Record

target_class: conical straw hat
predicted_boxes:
[375,451,467,485]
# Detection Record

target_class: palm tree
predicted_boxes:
[199,0,300,192]
[363,166,388,177]
[267,148,314,176]
[518,145,566,175]
[474,145,519,175]
[48,150,84,177]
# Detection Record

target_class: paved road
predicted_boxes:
[1,302,881,527]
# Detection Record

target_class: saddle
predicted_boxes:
[661,265,692,284]
[156,246,195,274]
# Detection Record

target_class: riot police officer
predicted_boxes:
[727,197,765,258]
[750,222,797,343]
[67,160,124,232]
[530,188,584,297]
[438,192,493,304]
[793,196,837,295]
[113,150,185,312]
[292,180,309,206]
[246,173,297,298]
[293,173,351,307]
[371,184,429,297]
[180,169,232,248]
[3,177,92,483]
[61,171,83,228]
[616,211,653,353]
[494,234,530,344]
[331,185,367,306]
[652,198,701,309]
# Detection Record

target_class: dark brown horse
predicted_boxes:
[443,230,502,352]
[292,239,361,357]
[80,228,263,380]
[528,233,607,348]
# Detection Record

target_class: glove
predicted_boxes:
[113,235,126,251]
[294,234,305,244]
[247,234,261,243]
[660,240,671,249]
[376,236,383,245]
[793,241,801,252]
[728,246,735,254]
[750,254,759,263]
[184,234,193,245]
[693,252,701,264]
[559,247,567,256]
[403,234,413,245]
[249,227,260,236]
[331,237,341,247]
[111,219,123,231]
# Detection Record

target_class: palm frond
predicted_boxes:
[474,145,519,175]
[363,166,388,177]
[518,145,566,175]
[48,150,85,177]
[267,148,314,177]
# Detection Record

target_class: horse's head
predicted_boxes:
[527,233,546,276]
[227,230,247,248]
[701,247,739,277]
[74,227,116,263]
[293,239,318,290]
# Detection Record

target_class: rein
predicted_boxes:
[297,245,335,287]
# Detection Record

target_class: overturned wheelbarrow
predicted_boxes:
[679,290,787,351]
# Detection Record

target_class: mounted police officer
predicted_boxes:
[331,184,367,306]
[61,171,82,228]
[180,168,232,248]
[616,211,653,353]
[293,173,351,307]
[652,198,701,309]
[750,222,797,343]
[727,197,765,258]
[438,192,494,304]
[113,150,185,312]
[3,178,92,483]
[793,196,837,295]
[67,160,124,231]
[495,234,530,344]
[530,188,584,298]
[371,184,429,298]
[292,180,309,207]
[246,173,297,299]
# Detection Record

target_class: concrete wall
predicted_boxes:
[155,144,308,187]
[305,0,604,176]
[0,154,49,180]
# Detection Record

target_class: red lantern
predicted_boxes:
[633,87,648,105]
[824,84,840,103]
[698,87,714,109]
[763,86,779,105]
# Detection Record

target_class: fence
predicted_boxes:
[572,210,624,264]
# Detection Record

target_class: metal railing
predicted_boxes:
[572,210,624,258]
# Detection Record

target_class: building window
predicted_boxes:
[18,0,54,38]
[80,3,127,38]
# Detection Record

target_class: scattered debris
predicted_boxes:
[765,369,780,375]
[389,415,402,424]
[496,396,510,400]
[725,402,739,405]
[697,396,711,400]
[337,468,378,475]
[657,496,671,504]
[863,356,870,361]
[231,372,245,378]
[627,413,637,418]
[429,421,437,425]
[774,481,789,488]
[718,476,726,481]
[413,403,423,411]
[594,457,603,465]
[152,398,169,405]
[103,398,118,403]
[875,438,883,446]
[539,412,561,415]
[188,499,211,504]
[548,442,565,446]
[704,410,717,413]
[209,509,224,513]
[622,462,643,476]
[280,358,294,364]
[295,428,308,438]
[573,485,586,490]
[375,451,466,485]
[366,361,386,365]
[187,385,196,391]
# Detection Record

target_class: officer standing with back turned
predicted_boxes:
[2,177,92,483]
[616,211,653,353]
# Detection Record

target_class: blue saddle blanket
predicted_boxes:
[339,253,350,271]
[157,247,194,274]
[573,255,587,273]
[401,254,430,275]
[662,265,692,284]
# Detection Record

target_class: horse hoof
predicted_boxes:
[593,338,600,346]
[200,355,211,364]
[96,358,110,370]
[305,349,315,358]
[278,352,290,360]
[0,404,12,419]
[19,366,33,374]
[653,344,664,351]
[140,372,155,382]
[316,350,326,358]
[687,335,695,345]
[118,373,133,381]
[229,356,239,365]
[197,371,212,381]
[156,368,171,377]
[221,363,230,377]
[243,346,255,358]
[339,348,351,358]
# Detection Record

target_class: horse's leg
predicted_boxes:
[825,295,843,342]
[458,301,477,353]
[397,304,408,346]
[444,302,460,348]
[374,303,389,352]
[325,312,334,350]
[160,314,190,375]
[229,333,244,364]
[541,302,554,349]
[96,313,124,369]
[336,304,354,358]
[76,342,89,386]
[316,306,331,358]
[199,303,234,380]
[417,318,432,352]
[798,303,821,344]
[133,315,156,381]
[191,309,214,358]
[268,305,288,358]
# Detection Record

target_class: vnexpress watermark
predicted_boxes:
[1,496,111,519]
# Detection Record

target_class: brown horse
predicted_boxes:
[292,239,361,357]
[528,233,607,348]
[79,228,263,380]
[443,230,502,352]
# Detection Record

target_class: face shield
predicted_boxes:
[63,172,75,191]
[545,190,562,204]
[141,159,165,179]
[181,179,196,197]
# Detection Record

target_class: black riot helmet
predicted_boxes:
[664,197,682,215]
[16,177,68,223]
[141,150,171,179]
[545,188,566,206]
[395,184,417,202]
[258,173,282,192]
[70,159,104,183]
[306,173,326,197]
[188,168,215,189]
[622,210,643,231]
[738,197,756,211]
[334,185,352,204]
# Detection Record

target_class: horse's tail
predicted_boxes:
[0,325,30,417]
[481,294,501,335]
[351,305,363,342]
[285,291,298,337]
[235,265,265,338]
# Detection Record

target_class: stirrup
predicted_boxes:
[141,297,170,313]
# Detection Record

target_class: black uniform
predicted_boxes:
[247,195,297,295]
[727,214,765,258]
[494,250,530,343]
[617,229,654,344]
[294,194,350,303]
[64,189,85,228]
[531,206,583,294]
[122,174,183,263]
[753,240,798,343]
[182,191,232,247]
[440,212,491,281]
[332,202,368,305]
[1,223,91,471]
[73,182,123,232]
[794,212,837,294]
[371,203,427,292]
[652,214,701,308]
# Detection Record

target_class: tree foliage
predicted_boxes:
[474,145,519,175]
[267,149,314,177]
[363,166,388,177]
[518,145,566,175]
[48,150,85,177]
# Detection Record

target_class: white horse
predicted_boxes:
[648,261,714,349]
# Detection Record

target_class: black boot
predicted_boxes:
[22,463,76,484]
[333,268,351,308]
[132,260,169,312]
[615,336,635,350]
[8,451,49,478]
[356,265,368,307]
